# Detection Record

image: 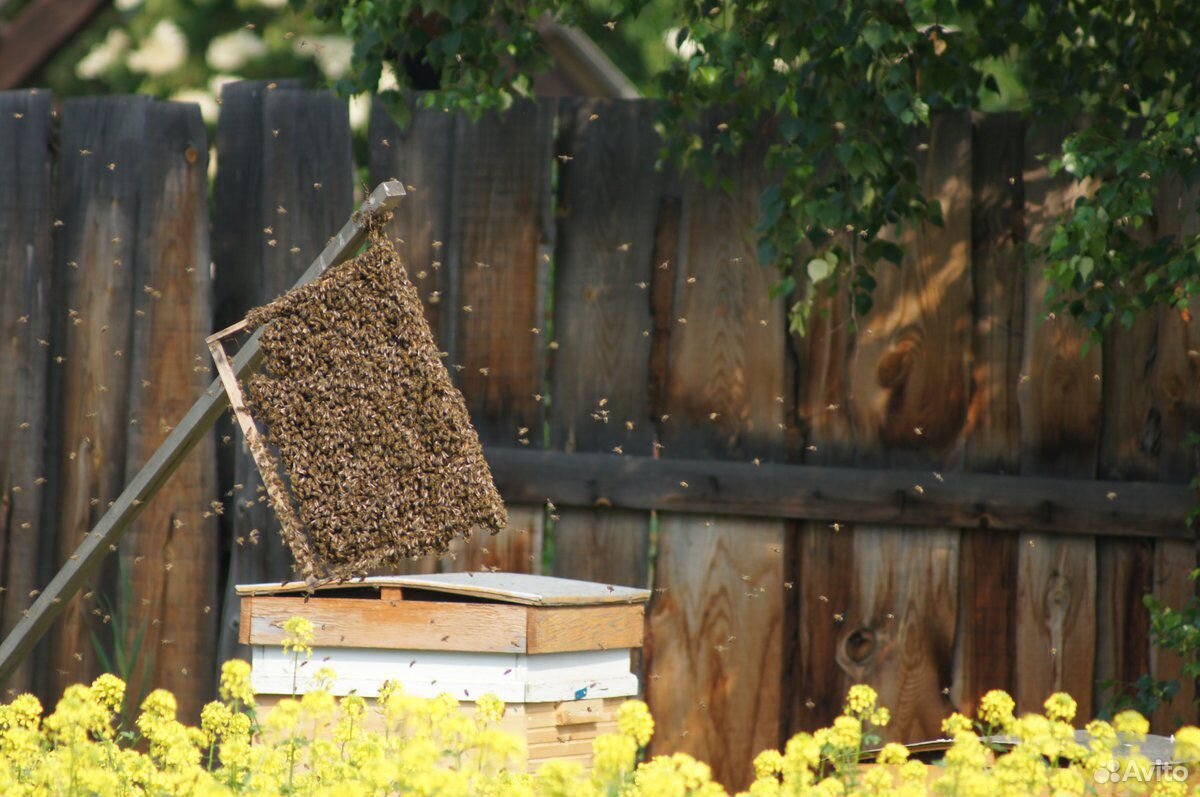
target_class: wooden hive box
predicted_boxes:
[236,572,650,771]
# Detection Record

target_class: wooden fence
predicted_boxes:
[0,85,1197,789]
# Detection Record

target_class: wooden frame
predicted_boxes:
[0,181,406,685]
[206,317,299,554]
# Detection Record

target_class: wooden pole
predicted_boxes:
[0,181,406,687]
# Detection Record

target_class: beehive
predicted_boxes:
[236,572,649,771]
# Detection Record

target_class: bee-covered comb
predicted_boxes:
[208,197,506,584]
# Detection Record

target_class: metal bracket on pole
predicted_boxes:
[0,181,406,686]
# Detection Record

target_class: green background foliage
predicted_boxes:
[289,0,1200,338]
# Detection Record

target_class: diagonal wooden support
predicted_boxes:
[0,181,406,687]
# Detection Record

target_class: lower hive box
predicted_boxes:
[236,572,650,771]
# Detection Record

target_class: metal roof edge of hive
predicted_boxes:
[863,731,1182,766]
[235,571,651,605]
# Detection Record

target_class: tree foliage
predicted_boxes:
[300,0,1200,336]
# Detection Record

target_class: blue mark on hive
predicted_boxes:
[575,687,588,700]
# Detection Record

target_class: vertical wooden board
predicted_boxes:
[119,100,217,721]
[1152,539,1197,730]
[449,99,554,444]
[368,95,456,346]
[1093,208,1163,720]
[211,80,299,332]
[963,113,1025,474]
[954,528,1017,716]
[1015,122,1100,718]
[1144,178,1200,729]
[794,276,855,464]
[0,90,54,696]
[1015,533,1097,715]
[259,87,356,321]
[792,522,855,732]
[846,112,974,468]
[446,99,555,572]
[954,113,1024,716]
[649,515,784,789]
[843,527,959,741]
[805,112,971,740]
[1093,538,1152,710]
[1017,124,1102,476]
[43,96,149,701]
[647,136,786,791]
[548,98,659,588]
[212,80,294,662]
[214,85,354,664]
[442,506,544,575]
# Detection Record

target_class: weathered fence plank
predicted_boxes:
[121,101,217,720]
[214,84,354,663]
[548,98,660,588]
[791,223,854,736]
[1145,177,1200,729]
[955,112,1025,715]
[842,112,972,741]
[441,99,555,574]
[44,96,149,702]
[646,137,786,791]
[1016,122,1100,718]
[369,95,456,346]
[0,90,53,697]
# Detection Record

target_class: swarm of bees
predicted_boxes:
[241,211,506,580]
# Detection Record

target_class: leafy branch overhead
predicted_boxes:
[299,0,1200,336]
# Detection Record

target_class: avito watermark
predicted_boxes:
[1093,759,1189,785]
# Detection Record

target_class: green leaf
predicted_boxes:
[807,256,834,283]
[1078,256,1094,280]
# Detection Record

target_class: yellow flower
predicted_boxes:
[899,759,928,785]
[747,773,782,797]
[753,749,784,778]
[827,715,861,752]
[139,689,177,722]
[876,742,910,765]
[263,697,302,734]
[869,707,890,728]
[90,673,125,713]
[844,684,878,718]
[618,700,655,747]
[1151,780,1187,797]
[1048,767,1085,795]
[1113,709,1150,739]
[300,687,336,719]
[537,759,590,797]
[1043,692,1077,724]
[978,689,1015,729]
[282,615,315,658]
[941,712,972,736]
[814,775,846,796]
[219,659,255,707]
[200,701,233,744]
[592,733,638,782]
[1174,725,1200,762]
[476,693,506,727]
[5,693,42,730]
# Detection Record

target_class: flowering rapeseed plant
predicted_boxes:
[3,619,1199,796]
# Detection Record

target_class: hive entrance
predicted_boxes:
[208,210,506,583]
